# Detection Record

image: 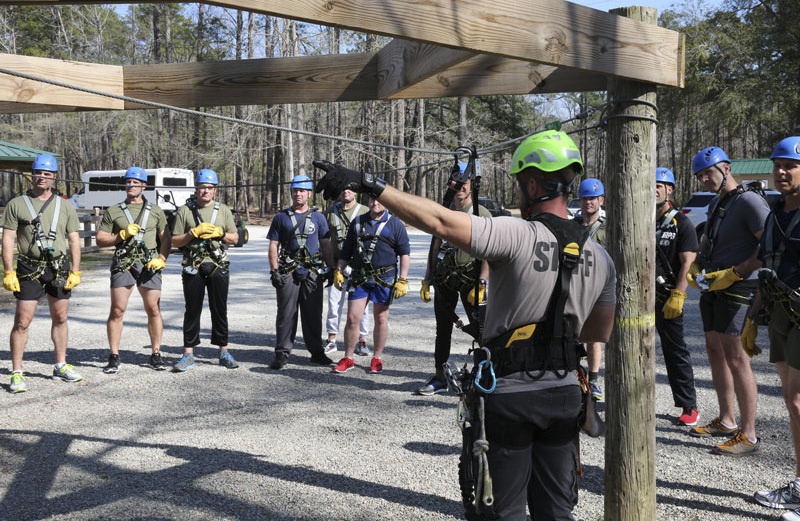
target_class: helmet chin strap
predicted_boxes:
[713,164,729,194]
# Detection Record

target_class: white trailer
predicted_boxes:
[71,168,195,212]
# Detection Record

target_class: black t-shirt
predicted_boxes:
[656,207,698,283]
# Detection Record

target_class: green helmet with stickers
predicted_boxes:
[509,130,584,177]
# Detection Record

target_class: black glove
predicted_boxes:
[270,270,285,289]
[319,267,334,287]
[312,160,386,200]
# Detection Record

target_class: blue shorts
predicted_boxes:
[349,281,392,306]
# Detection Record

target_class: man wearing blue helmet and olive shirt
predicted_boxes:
[687,146,769,455]
[171,169,240,372]
[3,153,83,393]
[655,167,700,427]
[575,178,607,401]
[753,137,800,518]
[267,175,335,370]
[96,166,172,373]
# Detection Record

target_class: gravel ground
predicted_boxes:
[0,225,793,520]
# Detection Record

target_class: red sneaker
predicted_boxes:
[369,357,383,374]
[677,408,699,427]
[332,357,355,373]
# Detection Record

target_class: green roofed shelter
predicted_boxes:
[0,141,63,204]
[0,140,62,172]
[730,158,773,189]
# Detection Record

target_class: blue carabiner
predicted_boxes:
[474,359,496,394]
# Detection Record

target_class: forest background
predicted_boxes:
[0,0,796,219]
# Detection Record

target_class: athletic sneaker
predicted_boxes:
[711,431,760,456]
[369,357,383,374]
[417,377,448,396]
[219,351,240,369]
[689,417,738,438]
[149,352,168,371]
[754,481,800,509]
[53,364,84,382]
[783,507,800,521]
[270,352,289,370]
[677,407,699,427]
[332,357,355,373]
[354,338,371,356]
[310,353,335,366]
[589,380,603,401]
[172,354,195,372]
[9,373,27,393]
[323,339,337,354]
[103,354,121,374]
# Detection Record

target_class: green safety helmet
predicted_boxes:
[509,130,584,177]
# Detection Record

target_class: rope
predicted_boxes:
[473,396,494,509]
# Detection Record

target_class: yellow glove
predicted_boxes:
[705,266,743,292]
[200,225,225,239]
[686,262,701,290]
[190,222,216,238]
[393,277,408,299]
[420,280,431,303]
[333,269,345,290]
[740,317,762,357]
[146,257,166,271]
[467,284,486,306]
[119,223,141,241]
[3,270,20,292]
[662,289,686,320]
[64,270,81,290]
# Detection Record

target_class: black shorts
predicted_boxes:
[15,256,72,301]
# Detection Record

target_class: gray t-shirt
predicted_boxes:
[470,215,616,342]
[704,190,770,276]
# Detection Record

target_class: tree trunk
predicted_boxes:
[604,6,658,521]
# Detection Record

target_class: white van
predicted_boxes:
[71,168,195,212]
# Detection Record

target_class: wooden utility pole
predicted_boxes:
[604,6,659,521]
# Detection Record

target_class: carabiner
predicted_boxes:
[474,359,496,394]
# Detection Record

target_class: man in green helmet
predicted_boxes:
[312,129,616,520]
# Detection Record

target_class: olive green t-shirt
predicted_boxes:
[2,193,79,259]
[172,201,236,264]
[99,201,168,251]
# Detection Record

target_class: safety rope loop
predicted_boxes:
[474,397,494,509]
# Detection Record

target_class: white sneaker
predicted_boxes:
[783,507,800,521]
[323,339,337,353]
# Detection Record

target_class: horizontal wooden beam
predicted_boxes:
[0,49,610,113]
[6,0,684,88]
[0,54,124,110]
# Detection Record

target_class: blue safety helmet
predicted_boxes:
[32,153,58,173]
[656,167,675,186]
[290,174,313,190]
[125,166,148,183]
[578,178,604,198]
[691,146,730,175]
[771,137,800,161]
[196,168,219,186]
